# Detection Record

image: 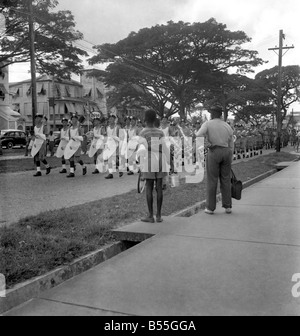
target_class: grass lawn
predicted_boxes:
[0,151,298,289]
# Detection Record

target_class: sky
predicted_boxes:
[9,0,300,110]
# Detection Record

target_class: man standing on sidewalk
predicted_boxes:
[196,106,234,215]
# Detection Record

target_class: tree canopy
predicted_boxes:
[231,65,300,132]
[255,65,300,123]
[90,18,265,119]
[0,0,87,78]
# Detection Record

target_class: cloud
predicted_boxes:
[58,0,185,44]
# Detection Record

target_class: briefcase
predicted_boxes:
[231,169,243,200]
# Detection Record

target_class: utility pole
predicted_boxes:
[28,0,38,128]
[269,30,294,152]
[52,75,56,131]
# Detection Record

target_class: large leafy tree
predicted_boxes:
[254,66,300,126]
[201,73,261,121]
[0,0,87,78]
[90,19,264,119]
[230,75,275,128]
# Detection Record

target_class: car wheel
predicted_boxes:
[7,142,14,149]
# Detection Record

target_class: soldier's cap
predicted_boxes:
[35,114,43,119]
[61,118,69,123]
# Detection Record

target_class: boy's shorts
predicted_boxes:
[143,172,168,180]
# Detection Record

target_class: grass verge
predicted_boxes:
[0,151,298,289]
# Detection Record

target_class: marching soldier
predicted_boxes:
[90,117,106,175]
[55,118,70,174]
[65,114,87,178]
[31,115,52,177]
[127,116,138,175]
[104,115,124,179]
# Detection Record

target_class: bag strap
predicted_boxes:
[231,169,237,181]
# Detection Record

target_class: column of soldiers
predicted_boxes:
[30,113,282,178]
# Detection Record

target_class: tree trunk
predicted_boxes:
[179,99,186,120]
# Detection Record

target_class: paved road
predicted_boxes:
[0,167,138,227]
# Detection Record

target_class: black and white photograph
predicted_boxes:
[1,0,300,318]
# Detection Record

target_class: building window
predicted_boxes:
[13,88,20,98]
[65,86,71,97]
[84,88,92,98]
[74,86,81,98]
[0,90,5,100]
[0,69,5,80]
[24,102,32,117]
[55,84,61,98]
[38,85,47,96]
[26,85,32,96]
[0,84,7,101]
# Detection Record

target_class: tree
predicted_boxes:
[255,65,300,128]
[201,73,261,121]
[0,0,87,78]
[89,19,264,119]
[231,75,275,128]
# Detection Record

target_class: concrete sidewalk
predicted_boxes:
[3,161,300,316]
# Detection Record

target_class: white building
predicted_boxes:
[80,69,108,116]
[0,63,22,131]
[10,74,105,131]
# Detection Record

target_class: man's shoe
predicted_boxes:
[119,172,124,178]
[105,174,113,179]
[205,208,214,215]
[92,169,100,175]
[225,208,232,214]
[67,173,75,178]
[141,217,155,223]
[33,172,42,177]
[127,171,134,176]
[46,167,52,175]
[60,169,67,174]
[156,216,163,223]
[83,167,87,176]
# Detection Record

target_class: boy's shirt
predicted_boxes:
[139,127,165,152]
[138,127,170,174]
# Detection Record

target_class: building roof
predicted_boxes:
[0,105,21,122]
[10,75,83,88]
